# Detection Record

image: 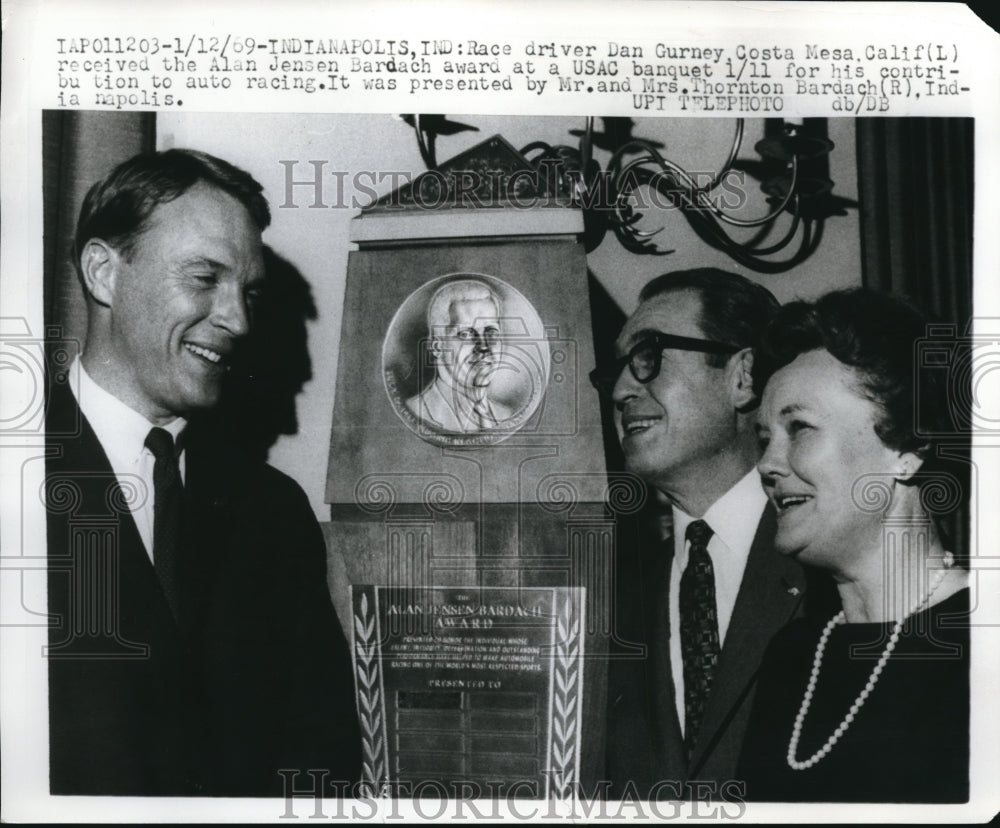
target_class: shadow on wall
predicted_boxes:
[587,268,626,477]
[202,246,317,464]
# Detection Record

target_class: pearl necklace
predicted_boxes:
[786,553,954,771]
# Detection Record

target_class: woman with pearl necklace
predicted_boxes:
[736,289,970,803]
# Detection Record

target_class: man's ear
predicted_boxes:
[894,449,927,482]
[728,347,757,410]
[428,336,443,364]
[79,239,120,307]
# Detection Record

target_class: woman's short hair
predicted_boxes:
[752,288,950,456]
[753,287,971,556]
[74,148,270,276]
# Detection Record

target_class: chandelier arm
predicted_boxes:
[708,155,799,227]
[611,207,651,236]
[612,153,808,264]
[614,181,713,254]
[520,141,554,158]
[728,219,820,274]
[635,156,706,198]
[609,145,731,242]
[413,115,435,169]
[611,156,700,239]
[616,151,800,230]
[676,196,816,273]
[570,120,828,268]
[701,118,745,190]
[799,217,825,261]
[682,199,746,251]
[627,226,666,239]
[609,158,656,234]
[612,157,735,247]
[732,216,780,250]
[580,116,594,175]
[608,122,743,195]
[634,142,721,197]
[617,234,674,256]
[613,211,647,230]
[735,203,802,256]
[609,169,670,248]
[607,140,673,177]
[611,188,663,235]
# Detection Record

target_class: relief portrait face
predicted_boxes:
[383,274,549,448]
[431,296,503,395]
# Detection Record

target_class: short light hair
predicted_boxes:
[427,279,501,334]
[75,148,270,281]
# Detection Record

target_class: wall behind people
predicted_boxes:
[43,111,155,345]
[156,113,861,520]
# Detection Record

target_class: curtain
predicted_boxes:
[42,111,155,346]
[856,117,974,560]
[856,117,973,325]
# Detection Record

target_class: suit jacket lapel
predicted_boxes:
[643,532,687,780]
[687,504,804,774]
[177,430,232,636]
[47,383,179,649]
[50,386,149,583]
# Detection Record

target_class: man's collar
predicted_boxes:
[672,467,766,552]
[433,370,480,405]
[72,356,187,458]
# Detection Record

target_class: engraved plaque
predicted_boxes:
[351,585,584,798]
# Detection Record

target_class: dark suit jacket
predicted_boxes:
[605,505,809,798]
[45,382,361,796]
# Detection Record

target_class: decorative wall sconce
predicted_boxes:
[402,115,851,274]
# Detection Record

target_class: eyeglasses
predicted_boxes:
[588,332,741,397]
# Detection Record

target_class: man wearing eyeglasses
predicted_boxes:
[597,268,811,798]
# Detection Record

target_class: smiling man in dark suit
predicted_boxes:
[45,149,360,796]
[596,269,811,798]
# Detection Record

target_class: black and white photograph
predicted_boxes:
[2,1,998,823]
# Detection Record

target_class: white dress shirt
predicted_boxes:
[70,356,186,562]
[669,468,767,735]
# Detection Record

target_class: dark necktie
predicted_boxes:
[679,518,720,762]
[145,427,182,620]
